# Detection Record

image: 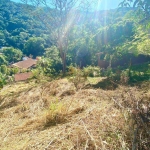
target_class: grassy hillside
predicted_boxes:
[0,78,149,149]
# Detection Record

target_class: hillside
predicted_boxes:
[0,0,48,49]
[0,78,150,149]
[0,1,150,148]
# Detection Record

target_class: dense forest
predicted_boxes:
[0,0,150,86]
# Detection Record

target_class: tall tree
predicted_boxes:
[119,0,150,18]
[21,0,96,74]
[119,0,150,56]
[24,37,45,57]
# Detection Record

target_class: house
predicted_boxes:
[11,57,37,70]
[14,72,33,82]
[11,57,37,82]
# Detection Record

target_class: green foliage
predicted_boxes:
[0,55,7,65]
[0,65,7,74]
[31,68,49,82]
[83,66,101,77]
[68,65,101,89]
[68,65,100,89]
[0,0,149,85]
[37,58,53,76]
[137,39,150,55]
[120,69,130,84]
[94,19,135,60]
[8,67,19,76]
[129,62,150,82]
[101,67,115,79]
[68,66,87,89]
[24,37,45,57]
[35,55,61,78]
[0,30,6,46]
[68,25,98,67]
[44,100,67,127]
[119,0,150,18]
[121,26,150,55]
[31,69,42,79]
[0,73,7,89]
[3,47,23,63]
[44,46,62,73]
[68,65,84,77]
[0,0,49,50]
[101,62,150,84]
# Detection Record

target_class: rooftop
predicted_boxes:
[12,58,37,69]
[14,72,32,82]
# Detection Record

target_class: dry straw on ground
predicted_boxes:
[0,78,149,150]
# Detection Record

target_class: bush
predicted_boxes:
[0,73,7,88]
[37,58,59,77]
[31,68,44,79]
[68,65,82,75]
[120,69,130,84]
[44,101,67,127]
[101,67,115,78]
[68,65,87,89]
[83,66,101,77]
[0,65,7,74]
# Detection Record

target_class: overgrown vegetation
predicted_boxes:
[0,0,149,79]
[0,0,150,149]
[0,79,149,149]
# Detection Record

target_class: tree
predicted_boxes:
[122,26,150,55]
[24,37,45,57]
[0,31,6,46]
[0,55,7,65]
[21,0,96,74]
[117,1,150,56]
[0,65,7,74]
[119,0,150,18]
[3,47,23,63]
[44,46,62,72]
[68,25,97,67]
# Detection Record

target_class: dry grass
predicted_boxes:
[0,78,149,150]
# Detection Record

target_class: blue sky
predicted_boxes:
[11,0,122,10]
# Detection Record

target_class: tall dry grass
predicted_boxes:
[0,79,149,149]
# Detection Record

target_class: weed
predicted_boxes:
[68,66,87,89]
[44,101,68,127]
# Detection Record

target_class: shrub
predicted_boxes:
[101,67,115,78]
[31,68,43,79]
[83,66,101,77]
[68,65,87,89]
[0,73,7,88]
[0,65,7,74]
[44,101,67,127]
[120,69,130,84]
[8,67,19,75]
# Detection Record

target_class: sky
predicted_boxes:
[11,0,123,10]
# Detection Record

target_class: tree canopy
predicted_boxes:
[23,37,45,57]
[0,0,149,75]
[3,47,23,63]
[119,0,150,18]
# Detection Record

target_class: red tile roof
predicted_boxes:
[14,72,32,82]
[12,58,37,69]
